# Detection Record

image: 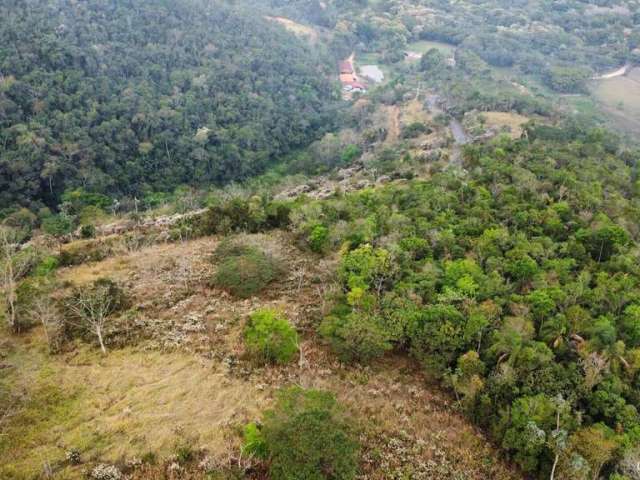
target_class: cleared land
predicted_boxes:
[406,40,455,55]
[483,111,529,138]
[264,16,318,40]
[591,68,640,133]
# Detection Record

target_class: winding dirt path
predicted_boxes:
[593,63,631,80]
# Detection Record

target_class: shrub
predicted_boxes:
[212,241,283,298]
[41,213,75,237]
[242,422,268,459]
[58,239,114,266]
[34,255,59,277]
[245,308,298,364]
[320,310,392,363]
[401,121,431,139]
[244,386,359,480]
[308,224,330,253]
[80,224,96,239]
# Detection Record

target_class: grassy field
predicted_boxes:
[483,111,529,138]
[264,16,318,41]
[591,68,640,134]
[406,40,455,55]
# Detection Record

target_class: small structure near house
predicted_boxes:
[339,60,354,74]
[343,81,366,93]
[340,73,357,83]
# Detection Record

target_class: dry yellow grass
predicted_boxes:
[265,16,318,40]
[401,98,431,124]
[482,111,529,138]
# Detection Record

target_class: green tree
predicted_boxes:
[245,308,298,365]
[245,387,360,480]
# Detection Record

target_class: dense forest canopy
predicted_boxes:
[0,0,338,212]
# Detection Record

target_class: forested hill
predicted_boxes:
[0,0,338,212]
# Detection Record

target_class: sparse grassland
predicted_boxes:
[265,16,318,41]
[482,111,530,138]
[591,69,640,134]
[406,40,455,56]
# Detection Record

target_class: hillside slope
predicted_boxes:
[0,0,337,210]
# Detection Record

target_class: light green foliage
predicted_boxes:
[34,256,59,277]
[242,422,268,459]
[443,258,484,298]
[250,387,360,480]
[245,308,298,365]
[339,244,393,291]
[308,224,330,253]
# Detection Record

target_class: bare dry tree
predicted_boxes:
[0,227,34,331]
[30,296,61,351]
[64,283,117,354]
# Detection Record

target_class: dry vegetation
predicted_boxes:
[264,16,319,41]
[482,111,529,138]
[1,231,518,479]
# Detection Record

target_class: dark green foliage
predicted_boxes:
[79,224,96,239]
[197,197,292,236]
[340,144,362,164]
[320,309,393,362]
[401,122,431,139]
[57,239,114,266]
[41,214,74,237]
[245,308,298,364]
[212,241,283,298]
[244,387,360,480]
[544,66,590,93]
[419,48,445,72]
[0,0,337,211]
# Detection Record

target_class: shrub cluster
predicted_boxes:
[212,240,284,298]
[243,387,359,480]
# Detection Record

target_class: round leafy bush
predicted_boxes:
[212,241,283,298]
[308,224,330,253]
[245,308,298,364]
[243,387,360,480]
[80,224,96,239]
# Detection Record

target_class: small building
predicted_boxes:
[339,73,357,83]
[339,61,354,74]
[344,81,366,93]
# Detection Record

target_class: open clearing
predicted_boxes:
[591,68,640,133]
[406,40,455,55]
[483,111,529,138]
[265,16,318,40]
